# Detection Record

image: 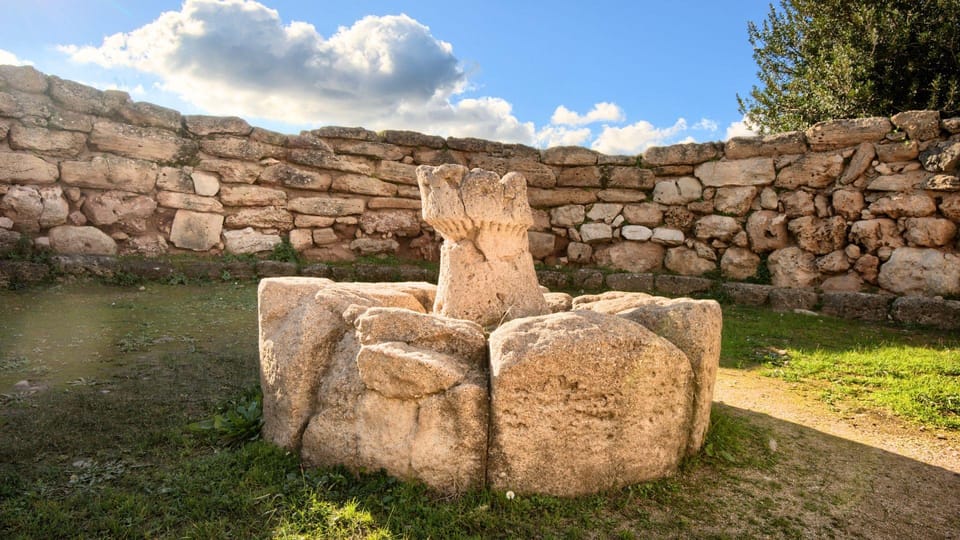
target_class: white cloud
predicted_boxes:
[0,49,32,66]
[692,118,718,132]
[535,125,593,148]
[57,0,536,143]
[550,102,625,126]
[725,116,759,139]
[591,118,689,155]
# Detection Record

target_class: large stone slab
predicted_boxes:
[169,210,223,251]
[48,225,117,255]
[0,151,59,184]
[487,310,694,496]
[877,247,960,296]
[695,157,776,187]
[61,155,158,194]
[572,292,721,455]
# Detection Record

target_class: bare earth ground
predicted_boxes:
[712,367,960,539]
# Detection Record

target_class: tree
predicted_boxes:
[739,0,960,133]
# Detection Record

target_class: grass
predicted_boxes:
[0,281,957,537]
[721,305,960,430]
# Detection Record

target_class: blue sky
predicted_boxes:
[0,0,772,154]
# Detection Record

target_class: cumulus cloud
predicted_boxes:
[58,0,535,143]
[692,118,718,132]
[0,49,32,66]
[725,116,759,139]
[591,118,689,155]
[535,126,593,148]
[550,102,625,126]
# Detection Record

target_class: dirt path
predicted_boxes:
[712,367,960,538]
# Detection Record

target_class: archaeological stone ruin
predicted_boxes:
[259,164,721,495]
[2,65,958,327]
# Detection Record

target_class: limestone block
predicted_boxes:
[288,229,313,251]
[724,132,806,159]
[157,191,224,213]
[61,155,158,194]
[526,187,598,207]
[891,110,941,141]
[0,65,49,93]
[506,158,556,188]
[260,278,428,450]
[541,146,598,166]
[903,218,957,247]
[867,171,930,191]
[332,174,397,197]
[621,225,653,241]
[820,273,865,293]
[804,117,891,150]
[527,231,556,259]
[156,167,194,193]
[197,158,263,184]
[664,246,715,276]
[838,142,875,185]
[713,186,757,215]
[124,233,169,257]
[350,237,399,255]
[694,215,741,242]
[607,167,654,189]
[0,151,59,184]
[117,101,182,131]
[875,141,919,162]
[868,193,936,218]
[651,227,684,246]
[418,165,548,327]
[200,136,285,161]
[169,210,223,251]
[832,189,865,220]
[920,140,960,173]
[593,241,664,273]
[48,225,117,255]
[890,296,960,330]
[357,342,467,399]
[8,124,87,157]
[940,193,960,220]
[643,142,720,166]
[288,197,365,216]
[225,207,294,230]
[922,174,960,191]
[354,307,483,360]
[89,120,197,162]
[721,282,771,305]
[184,115,251,136]
[82,190,156,233]
[577,293,721,455]
[780,190,815,217]
[788,216,847,255]
[769,287,819,311]
[769,247,819,288]
[597,189,646,203]
[368,197,422,210]
[223,227,282,254]
[775,152,844,189]
[375,161,418,185]
[261,163,332,191]
[0,185,42,232]
[877,248,960,296]
[746,210,789,252]
[487,310,694,496]
[219,185,287,207]
[854,254,881,283]
[695,157,775,187]
[312,228,338,245]
[622,203,663,226]
[558,166,601,187]
[550,204,585,227]
[360,209,421,237]
[652,177,702,204]
[49,76,128,116]
[586,203,623,222]
[759,187,779,210]
[849,219,904,253]
[816,250,851,273]
[191,171,220,197]
[580,223,613,243]
[721,247,761,280]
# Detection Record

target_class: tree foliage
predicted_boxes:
[739,0,960,133]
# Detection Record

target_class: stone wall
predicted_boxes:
[1,65,959,298]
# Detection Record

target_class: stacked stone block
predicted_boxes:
[1,65,959,298]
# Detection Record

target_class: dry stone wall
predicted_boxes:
[2,65,959,300]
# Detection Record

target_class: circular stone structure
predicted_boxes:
[258,166,722,496]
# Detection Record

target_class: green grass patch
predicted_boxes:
[722,305,960,429]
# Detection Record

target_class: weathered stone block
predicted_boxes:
[820,292,891,321]
[61,156,158,194]
[695,157,775,187]
[169,210,223,251]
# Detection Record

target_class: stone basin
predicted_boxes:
[258,166,721,496]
